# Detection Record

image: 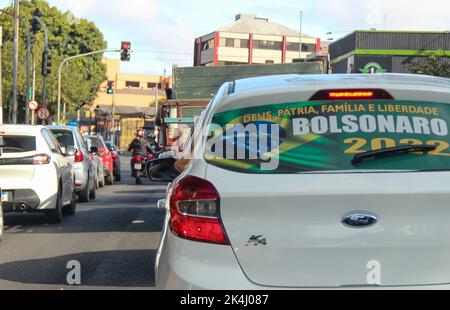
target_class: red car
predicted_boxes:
[105,141,122,182]
[86,136,114,185]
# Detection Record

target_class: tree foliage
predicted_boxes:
[405,50,450,78]
[1,0,107,122]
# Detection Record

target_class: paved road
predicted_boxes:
[0,156,167,290]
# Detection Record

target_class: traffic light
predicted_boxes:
[107,81,114,94]
[31,9,42,34]
[120,41,131,61]
[42,49,52,76]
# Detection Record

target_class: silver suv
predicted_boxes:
[47,126,96,202]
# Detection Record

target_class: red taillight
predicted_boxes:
[32,154,51,165]
[310,89,393,101]
[135,156,143,162]
[169,176,229,245]
[75,150,84,162]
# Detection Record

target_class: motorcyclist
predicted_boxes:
[128,129,153,157]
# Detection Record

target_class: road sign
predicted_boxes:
[29,100,39,111]
[37,107,51,121]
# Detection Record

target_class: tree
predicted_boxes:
[1,0,107,123]
[405,50,450,78]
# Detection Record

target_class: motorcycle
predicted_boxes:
[131,154,146,185]
[132,152,158,185]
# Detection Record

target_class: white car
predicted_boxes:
[154,73,450,289]
[0,125,77,224]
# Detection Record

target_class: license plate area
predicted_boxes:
[134,164,142,170]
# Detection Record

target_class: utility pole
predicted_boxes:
[0,9,31,124]
[299,11,303,61]
[11,0,19,124]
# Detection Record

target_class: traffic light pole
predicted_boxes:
[30,16,48,109]
[11,0,19,124]
[57,49,120,125]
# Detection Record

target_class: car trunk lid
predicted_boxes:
[208,166,450,288]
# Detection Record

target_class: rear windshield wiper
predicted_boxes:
[351,144,437,165]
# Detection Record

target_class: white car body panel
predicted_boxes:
[0,125,74,211]
[155,73,450,290]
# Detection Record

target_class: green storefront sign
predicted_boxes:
[360,62,386,74]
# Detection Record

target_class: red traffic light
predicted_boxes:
[121,41,131,50]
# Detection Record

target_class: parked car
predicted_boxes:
[105,141,121,182]
[85,137,105,188]
[47,126,96,202]
[86,136,114,185]
[154,73,450,289]
[0,125,77,223]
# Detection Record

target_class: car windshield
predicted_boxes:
[50,130,75,148]
[105,142,114,151]
[88,137,105,149]
[0,135,36,153]
[206,100,450,174]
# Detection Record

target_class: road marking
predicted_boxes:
[132,220,145,224]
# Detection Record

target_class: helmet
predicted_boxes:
[137,129,145,138]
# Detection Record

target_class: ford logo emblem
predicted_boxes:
[342,213,378,228]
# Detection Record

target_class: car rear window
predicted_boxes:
[89,137,105,149]
[0,135,36,153]
[205,100,450,174]
[50,130,75,148]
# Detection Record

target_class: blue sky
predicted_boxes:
[1,0,450,75]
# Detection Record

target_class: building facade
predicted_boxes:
[330,31,450,74]
[194,13,321,66]
[93,58,169,115]
[80,58,170,148]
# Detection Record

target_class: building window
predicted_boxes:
[303,43,316,52]
[225,38,234,47]
[220,38,236,47]
[254,40,282,50]
[202,39,215,50]
[218,61,248,66]
[240,39,249,48]
[287,42,300,52]
[148,83,162,89]
[287,42,316,52]
[126,81,140,88]
[286,42,316,52]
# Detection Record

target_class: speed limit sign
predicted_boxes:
[29,100,39,111]
[37,107,51,121]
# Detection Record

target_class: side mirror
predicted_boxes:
[65,146,77,157]
[148,157,179,182]
[90,146,98,154]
